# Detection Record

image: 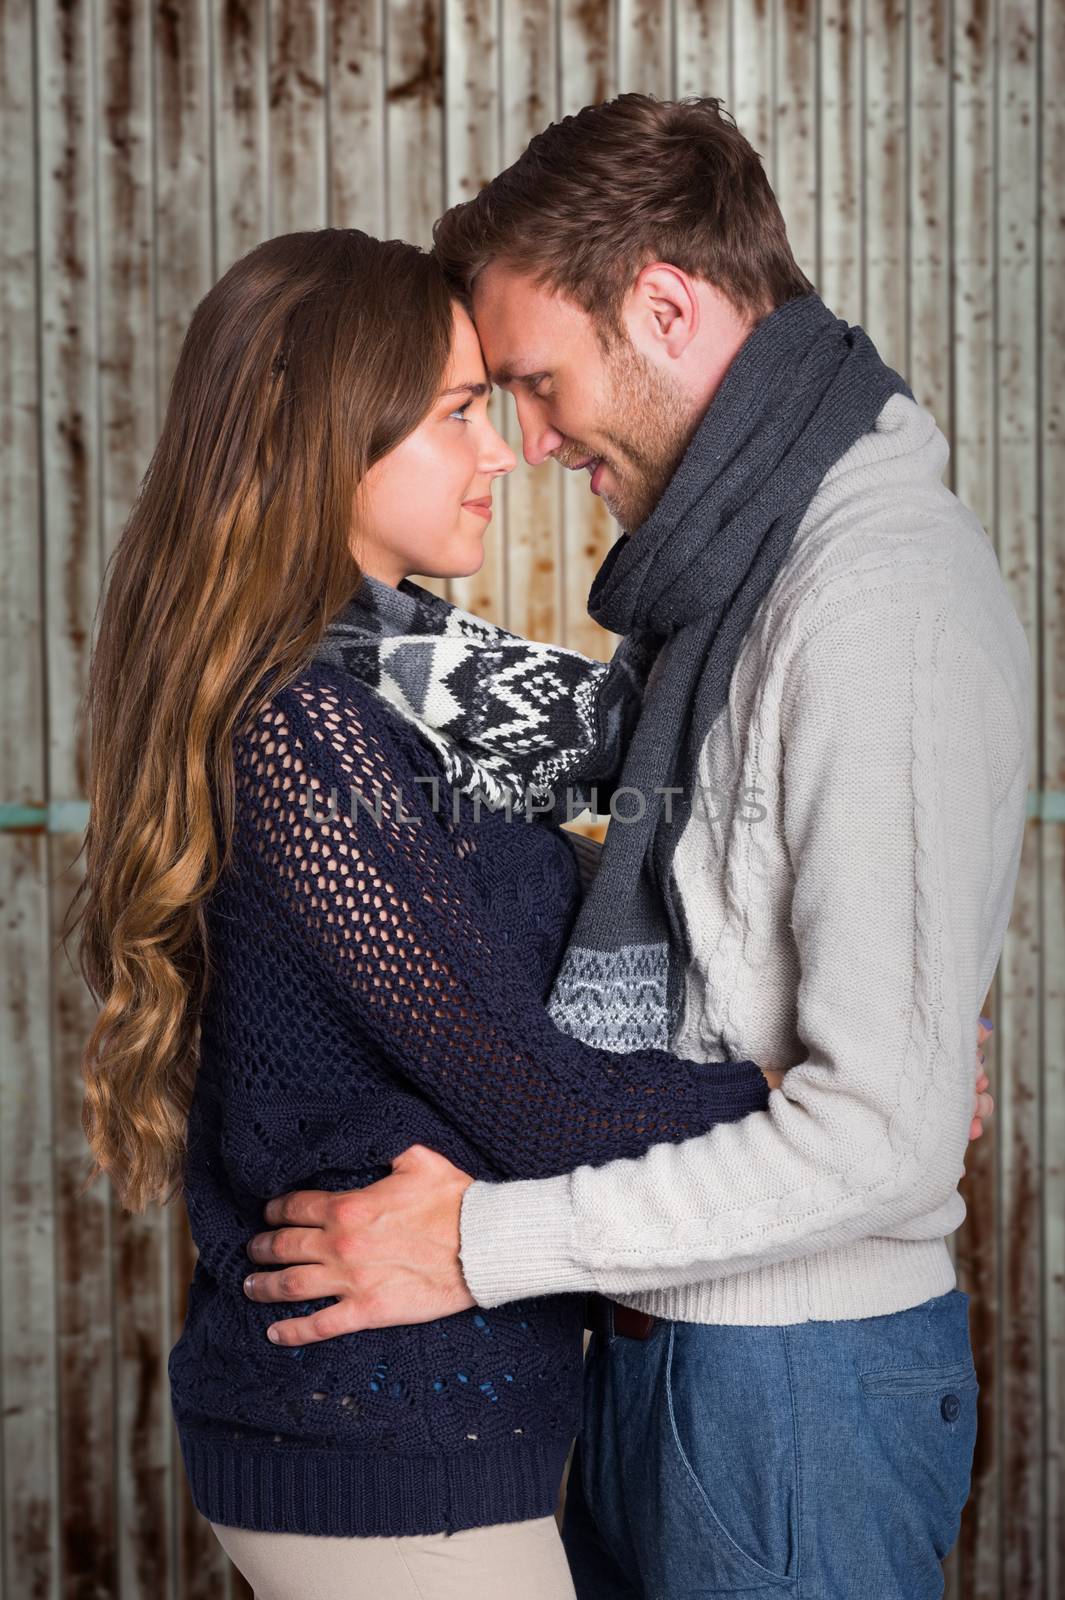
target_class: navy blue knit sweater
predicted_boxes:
[168,659,770,1537]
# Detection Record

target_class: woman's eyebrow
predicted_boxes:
[439,381,492,398]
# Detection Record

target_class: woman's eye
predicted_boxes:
[449,402,473,423]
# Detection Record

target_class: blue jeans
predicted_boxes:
[561,1290,977,1600]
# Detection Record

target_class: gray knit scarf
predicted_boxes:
[315,293,910,1052]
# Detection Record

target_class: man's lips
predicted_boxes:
[559,454,606,493]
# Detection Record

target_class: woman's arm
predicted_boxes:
[233,665,770,1182]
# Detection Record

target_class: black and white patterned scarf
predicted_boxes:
[312,568,653,814]
[315,294,909,1053]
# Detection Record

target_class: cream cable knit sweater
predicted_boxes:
[458,393,1033,1326]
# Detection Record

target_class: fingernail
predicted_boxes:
[267,1326,281,1343]
[979,1016,993,1031]
[243,1275,256,1294]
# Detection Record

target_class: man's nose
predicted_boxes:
[514,394,564,466]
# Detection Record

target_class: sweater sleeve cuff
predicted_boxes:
[714,1059,773,1117]
[459,1173,590,1308]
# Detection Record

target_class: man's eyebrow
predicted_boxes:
[439,381,493,398]
[489,366,546,388]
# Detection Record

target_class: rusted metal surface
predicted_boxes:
[558,0,620,665]
[1,4,54,1594]
[215,0,269,271]
[387,0,448,605]
[327,0,386,231]
[1042,4,1065,1592]
[773,0,816,279]
[497,0,563,645]
[269,0,327,232]
[818,0,861,323]
[619,0,672,96]
[445,0,507,627]
[1,4,1060,1596]
[96,6,177,1593]
[950,1,1001,1591]
[996,1,1044,1592]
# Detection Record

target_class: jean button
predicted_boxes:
[941,1393,961,1423]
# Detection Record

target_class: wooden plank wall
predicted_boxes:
[0,2,1058,1595]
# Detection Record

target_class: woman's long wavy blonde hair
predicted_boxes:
[63,228,456,1213]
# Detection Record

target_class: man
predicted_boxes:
[243,97,1022,1596]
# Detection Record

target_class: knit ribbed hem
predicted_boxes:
[615,1236,957,1326]
[177,1428,571,1537]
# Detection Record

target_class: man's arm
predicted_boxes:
[457,586,1029,1307]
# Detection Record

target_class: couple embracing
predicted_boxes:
[75,95,1027,1600]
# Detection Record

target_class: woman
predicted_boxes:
[69,229,989,1599]
[68,228,774,1600]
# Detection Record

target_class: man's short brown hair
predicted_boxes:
[432,94,814,335]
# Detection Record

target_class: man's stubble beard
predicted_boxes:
[596,336,700,532]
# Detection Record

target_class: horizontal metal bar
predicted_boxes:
[0,802,91,832]
[1026,791,1065,823]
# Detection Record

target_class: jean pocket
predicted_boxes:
[662,1324,797,1590]
[857,1358,978,1564]
[859,1360,977,1398]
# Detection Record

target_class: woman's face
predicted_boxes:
[354,302,517,587]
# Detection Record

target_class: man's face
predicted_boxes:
[471,264,698,531]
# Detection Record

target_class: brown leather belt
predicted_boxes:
[582,1292,658,1341]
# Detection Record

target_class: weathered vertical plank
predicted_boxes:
[1,17,57,1599]
[560,0,616,112]
[908,0,953,437]
[1,835,58,1600]
[817,0,862,324]
[773,0,816,285]
[951,0,1001,1585]
[731,0,774,184]
[37,3,107,1593]
[995,0,1043,1592]
[617,0,672,96]
[386,0,448,599]
[52,837,116,1600]
[556,0,619,665]
[1042,1,1065,1588]
[214,0,269,273]
[327,0,386,232]
[154,5,230,1595]
[444,0,507,627]
[499,0,561,642]
[386,0,444,247]
[268,0,327,234]
[674,0,730,102]
[862,0,908,372]
[97,4,175,1597]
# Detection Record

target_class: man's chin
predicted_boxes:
[601,489,649,532]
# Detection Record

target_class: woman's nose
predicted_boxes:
[482,422,517,477]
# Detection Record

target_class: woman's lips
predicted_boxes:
[462,498,493,521]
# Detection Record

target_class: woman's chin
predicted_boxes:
[448,545,488,581]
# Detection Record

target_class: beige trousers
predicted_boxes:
[210,1514,578,1600]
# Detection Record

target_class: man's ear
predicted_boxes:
[623,263,700,360]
